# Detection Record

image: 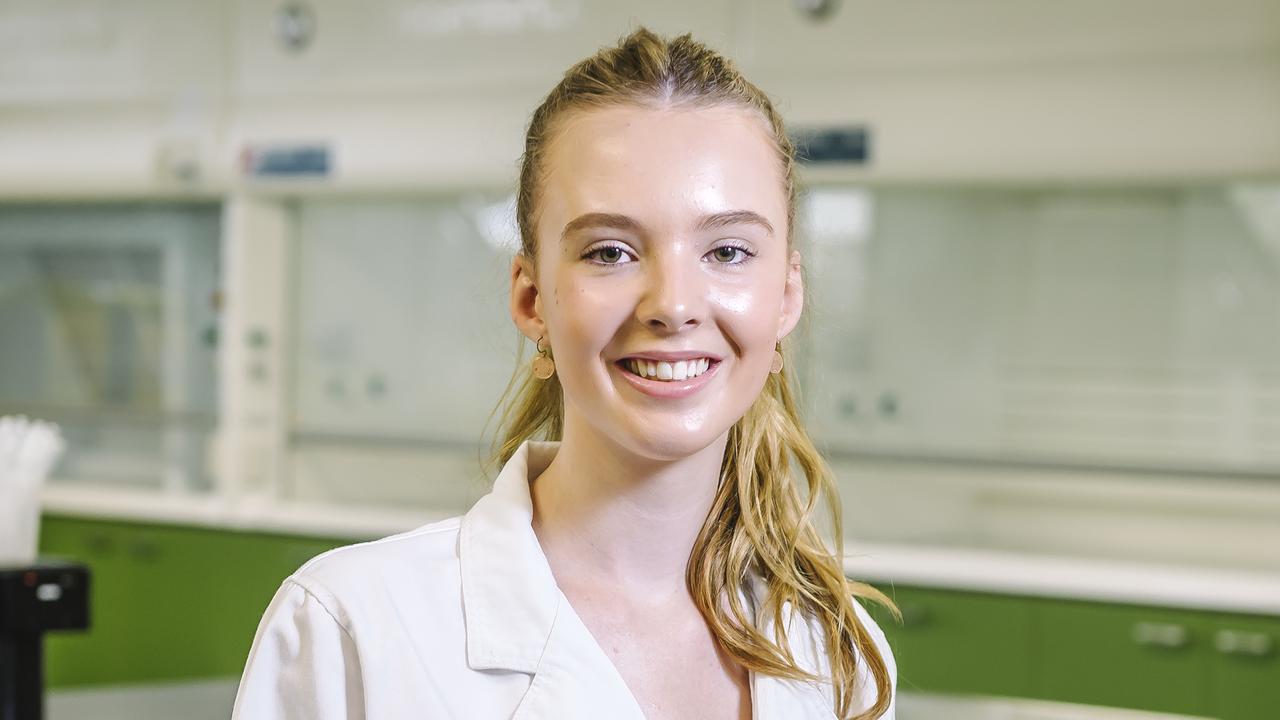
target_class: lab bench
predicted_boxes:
[36,515,350,686]
[35,513,1280,719]
[851,545,1280,720]
[863,585,1279,719]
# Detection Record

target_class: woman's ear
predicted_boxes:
[509,253,547,343]
[777,249,804,341]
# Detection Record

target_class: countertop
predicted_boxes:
[41,484,1280,616]
[843,541,1280,616]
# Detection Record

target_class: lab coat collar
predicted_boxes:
[458,439,562,673]
[458,439,838,718]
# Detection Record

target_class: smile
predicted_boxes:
[623,357,713,381]
[613,358,721,399]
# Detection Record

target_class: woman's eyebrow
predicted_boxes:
[560,213,641,242]
[560,210,774,242]
[697,210,774,236]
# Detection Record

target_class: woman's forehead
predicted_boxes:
[537,104,786,233]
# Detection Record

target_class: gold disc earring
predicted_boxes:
[531,335,556,380]
[770,341,784,374]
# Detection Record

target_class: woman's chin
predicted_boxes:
[609,422,727,462]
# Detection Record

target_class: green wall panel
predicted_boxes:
[38,514,352,688]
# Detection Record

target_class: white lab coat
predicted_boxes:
[232,440,897,719]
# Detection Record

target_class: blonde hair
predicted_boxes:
[485,27,899,720]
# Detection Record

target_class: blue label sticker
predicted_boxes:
[790,127,870,165]
[242,144,331,177]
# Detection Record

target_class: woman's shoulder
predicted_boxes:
[850,595,895,667]
[793,593,897,670]
[297,515,464,575]
[234,515,477,718]
[759,590,897,718]
[849,594,898,716]
[284,515,467,626]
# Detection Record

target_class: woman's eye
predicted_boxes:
[709,244,753,264]
[584,245,632,265]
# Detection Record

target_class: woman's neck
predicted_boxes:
[530,417,730,603]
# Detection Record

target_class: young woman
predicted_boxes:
[234,28,898,720]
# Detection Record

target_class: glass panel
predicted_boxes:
[0,204,221,491]
[802,183,1280,475]
[287,194,520,510]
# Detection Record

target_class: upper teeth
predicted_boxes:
[626,358,712,381]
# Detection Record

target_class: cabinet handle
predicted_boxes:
[1131,622,1189,649]
[83,533,116,556]
[898,603,932,628]
[1215,630,1274,658]
[127,539,162,561]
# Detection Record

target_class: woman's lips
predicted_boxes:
[613,359,721,399]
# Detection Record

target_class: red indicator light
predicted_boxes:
[23,571,38,587]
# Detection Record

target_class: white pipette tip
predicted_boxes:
[0,415,67,484]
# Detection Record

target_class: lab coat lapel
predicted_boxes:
[510,597,647,720]
[459,440,645,718]
[458,440,561,673]
[517,581,836,720]
[460,439,837,719]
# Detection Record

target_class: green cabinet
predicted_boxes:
[1209,611,1280,720]
[867,586,1034,698]
[35,512,1279,718]
[38,514,351,687]
[863,582,1280,720]
[1035,600,1210,716]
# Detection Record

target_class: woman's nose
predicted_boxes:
[636,251,704,333]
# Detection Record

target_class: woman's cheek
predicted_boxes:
[712,283,780,349]
[558,278,625,355]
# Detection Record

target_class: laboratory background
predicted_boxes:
[0,1,1278,719]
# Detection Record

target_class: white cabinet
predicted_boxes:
[0,203,222,491]
[804,183,1280,473]
[223,0,736,190]
[0,0,226,104]
[281,196,519,508]
[737,0,1280,180]
[805,187,1010,455]
[4,0,1277,193]
[230,0,734,98]
[289,196,518,443]
[736,0,1280,76]
[0,1,229,196]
